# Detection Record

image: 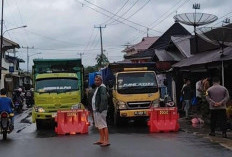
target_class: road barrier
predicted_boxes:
[148,107,180,133]
[55,109,90,135]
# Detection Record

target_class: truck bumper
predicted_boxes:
[120,109,150,117]
[32,110,57,123]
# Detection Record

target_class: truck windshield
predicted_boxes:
[117,72,158,94]
[36,78,78,93]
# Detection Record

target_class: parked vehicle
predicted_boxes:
[0,112,14,140]
[100,63,160,125]
[32,59,85,129]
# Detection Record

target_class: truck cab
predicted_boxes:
[101,63,160,125]
[32,59,84,129]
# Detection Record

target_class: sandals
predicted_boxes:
[100,143,111,147]
[93,141,103,145]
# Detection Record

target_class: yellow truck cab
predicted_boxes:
[101,63,160,125]
[32,59,84,129]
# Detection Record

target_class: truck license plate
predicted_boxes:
[134,111,146,116]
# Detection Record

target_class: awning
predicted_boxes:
[173,47,232,68]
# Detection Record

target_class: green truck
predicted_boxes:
[32,59,84,129]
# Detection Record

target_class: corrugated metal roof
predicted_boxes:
[149,22,191,49]
[154,49,175,61]
[123,37,159,52]
[173,47,232,68]
[171,35,192,58]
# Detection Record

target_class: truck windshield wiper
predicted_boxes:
[63,89,79,93]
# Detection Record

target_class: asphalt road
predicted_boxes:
[0,109,231,157]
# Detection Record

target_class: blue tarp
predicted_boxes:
[88,71,101,87]
[101,68,115,86]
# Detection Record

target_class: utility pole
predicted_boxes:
[94,25,106,66]
[77,52,84,59]
[147,28,149,37]
[0,0,4,81]
[22,46,34,73]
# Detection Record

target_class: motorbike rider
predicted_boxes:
[0,88,14,129]
[25,88,34,107]
[13,88,24,106]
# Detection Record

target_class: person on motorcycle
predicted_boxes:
[25,88,34,107]
[0,88,14,129]
[13,88,24,107]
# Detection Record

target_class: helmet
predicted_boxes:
[18,88,22,92]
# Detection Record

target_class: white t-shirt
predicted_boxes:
[196,80,202,98]
[91,84,106,111]
[92,87,99,111]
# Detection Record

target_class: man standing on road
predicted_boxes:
[206,77,229,138]
[92,75,110,147]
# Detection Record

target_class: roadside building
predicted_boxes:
[0,37,24,97]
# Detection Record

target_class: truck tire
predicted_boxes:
[114,112,126,126]
[3,131,7,140]
[36,120,43,130]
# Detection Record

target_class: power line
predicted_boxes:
[102,0,130,25]
[210,12,232,27]
[107,0,140,25]
[110,0,151,26]
[77,0,147,33]
[26,30,85,46]
[78,0,163,34]
[21,47,122,52]
[11,0,30,46]
[148,0,183,27]
[86,30,99,51]
[151,0,191,29]
[84,28,95,51]
[128,0,191,44]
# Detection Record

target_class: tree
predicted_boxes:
[96,53,109,68]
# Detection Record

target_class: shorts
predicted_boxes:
[93,110,107,129]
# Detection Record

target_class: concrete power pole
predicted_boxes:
[94,25,106,66]
[77,52,84,59]
[22,46,34,73]
[0,0,4,81]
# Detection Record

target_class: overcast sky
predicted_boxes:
[3,0,232,70]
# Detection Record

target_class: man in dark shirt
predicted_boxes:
[206,77,229,138]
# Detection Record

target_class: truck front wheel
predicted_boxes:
[114,112,127,126]
[36,120,43,130]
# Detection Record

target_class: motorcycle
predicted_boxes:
[0,112,14,140]
[14,100,23,113]
[25,90,33,107]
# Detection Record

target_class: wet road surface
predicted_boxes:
[0,110,231,157]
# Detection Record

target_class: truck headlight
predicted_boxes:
[151,100,159,108]
[35,107,45,113]
[118,101,127,109]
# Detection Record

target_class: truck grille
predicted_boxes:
[127,102,151,109]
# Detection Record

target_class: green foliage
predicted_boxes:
[96,53,109,68]
[84,66,98,74]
